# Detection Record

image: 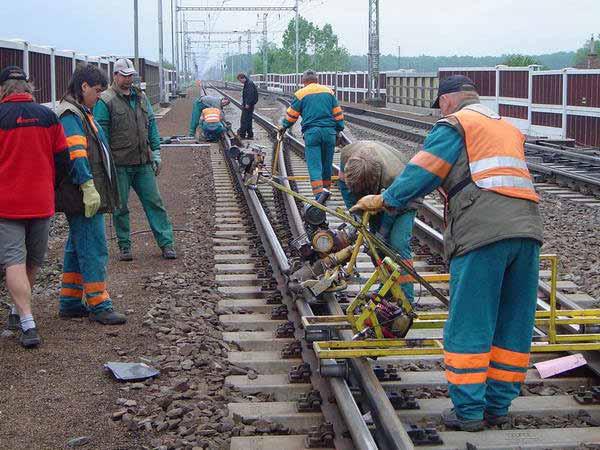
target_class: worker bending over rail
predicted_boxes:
[278,70,345,197]
[339,140,419,302]
[351,75,543,432]
[189,95,230,142]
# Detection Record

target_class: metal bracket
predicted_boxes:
[373,364,400,381]
[387,390,419,410]
[574,386,600,405]
[407,424,443,446]
[296,390,323,413]
[271,304,289,320]
[281,340,303,359]
[305,423,335,448]
[289,362,312,383]
[275,321,295,338]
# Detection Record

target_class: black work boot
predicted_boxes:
[162,246,177,260]
[20,328,41,348]
[442,408,485,432]
[484,411,510,426]
[119,248,133,261]
[89,308,127,325]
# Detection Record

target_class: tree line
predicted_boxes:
[221,17,596,76]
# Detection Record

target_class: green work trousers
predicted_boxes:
[114,164,174,250]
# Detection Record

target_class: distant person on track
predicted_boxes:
[236,72,258,140]
[350,75,543,431]
[189,95,230,142]
[55,64,126,325]
[94,58,176,262]
[278,69,345,198]
[339,140,418,303]
[0,66,68,347]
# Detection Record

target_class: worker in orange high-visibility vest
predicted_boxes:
[351,75,543,432]
[198,107,226,142]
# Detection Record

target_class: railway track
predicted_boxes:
[210,84,600,449]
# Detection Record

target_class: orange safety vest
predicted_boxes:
[449,104,539,203]
[202,107,221,124]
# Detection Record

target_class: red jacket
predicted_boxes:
[0,93,68,219]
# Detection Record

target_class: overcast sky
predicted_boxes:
[0,0,597,66]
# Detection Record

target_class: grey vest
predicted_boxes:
[100,85,150,166]
[55,98,119,215]
[438,102,544,260]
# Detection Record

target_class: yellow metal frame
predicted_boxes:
[311,254,600,359]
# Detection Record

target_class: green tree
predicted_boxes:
[502,54,541,67]
[252,15,350,74]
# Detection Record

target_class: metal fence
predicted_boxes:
[0,39,175,108]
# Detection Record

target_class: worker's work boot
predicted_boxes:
[119,248,133,261]
[162,246,177,260]
[20,328,41,348]
[484,411,510,426]
[89,308,127,325]
[442,408,485,432]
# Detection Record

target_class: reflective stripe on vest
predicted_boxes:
[451,105,539,203]
[202,107,221,124]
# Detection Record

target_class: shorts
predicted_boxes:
[0,218,51,269]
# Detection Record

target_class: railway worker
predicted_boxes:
[236,72,258,140]
[339,140,418,302]
[54,64,126,325]
[94,58,176,262]
[278,69,345,197]
[350,75,543,431]
[0,66,68,347]
[189,95,230,141]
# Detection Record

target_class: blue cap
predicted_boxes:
[432,75,476,108]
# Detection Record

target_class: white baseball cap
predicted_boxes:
[114,58,137,76]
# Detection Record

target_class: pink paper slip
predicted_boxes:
[534,353,587,378]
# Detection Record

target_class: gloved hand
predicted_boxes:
[152,160,161,176]
[349,194,385,213]
[335,132,345,147]
[81,179,101,218]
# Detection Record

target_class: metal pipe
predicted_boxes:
[174,0,179,89]
[295,0,299,87]
[134,0,140,73]
[158,0,166,103]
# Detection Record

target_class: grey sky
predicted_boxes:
[0,0,597,66]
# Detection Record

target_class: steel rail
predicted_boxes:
[215,86,382,449]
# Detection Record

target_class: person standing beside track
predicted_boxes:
[0,66,68,347]
[54,64,126,325]
[236,72,258,140]
[93,58,176,262]
[350,75,543,431]
[339,140,419,303]
[278,69,345,198]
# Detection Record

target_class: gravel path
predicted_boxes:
[0,88,236,449]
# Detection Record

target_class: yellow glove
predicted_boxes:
[81,179,101,218]
[349,194,385,213]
